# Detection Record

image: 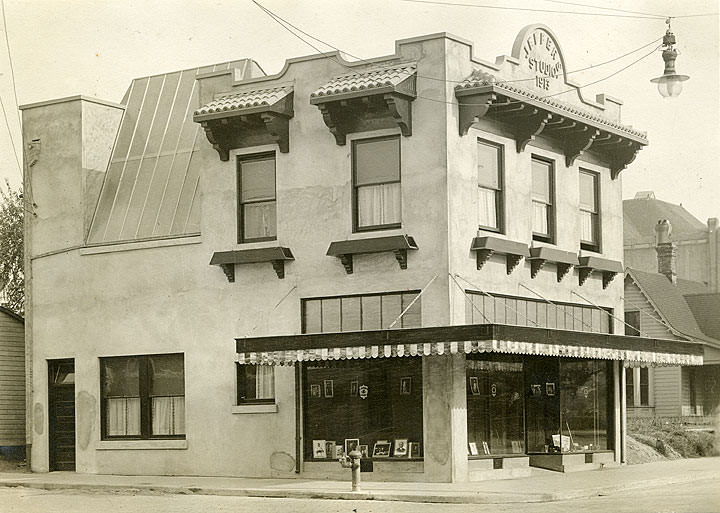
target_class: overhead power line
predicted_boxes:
[541,0,666,19]
[0,0,21,130]
[0,93,22,174]
[253,0,663,108]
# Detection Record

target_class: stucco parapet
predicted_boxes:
[96,439,188,450]
[80,234,202,255]
[19,95,125,111]
[231,403,278,414]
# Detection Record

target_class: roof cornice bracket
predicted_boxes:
[514,112,552,153]
[565,127,600,167]
[458,92,496,135]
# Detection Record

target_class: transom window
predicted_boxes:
[101,354,185,440]
[579,170,600,251]
[531,157,554,243]
[353,136,401,231]
[238,153,276,242]
[477,139,503,232]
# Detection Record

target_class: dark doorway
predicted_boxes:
[525,357,560,453]
[48,359,76,471]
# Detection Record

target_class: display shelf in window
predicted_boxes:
[470,236,529,274]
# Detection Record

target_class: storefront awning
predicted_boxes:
[236,324,703,367]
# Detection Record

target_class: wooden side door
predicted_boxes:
[48,359,76,471]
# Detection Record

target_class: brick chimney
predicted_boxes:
[654,219,677,285]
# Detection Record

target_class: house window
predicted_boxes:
[353,136,401,231]
[625,311,640,336]
[237,364,275,404]
[303,291,421,333]
[238,153,276,242]
[579,170,600,251]
[101,354,185,439]
[626,367,650,407]
[639,367,649,406]
[531,157,554,243]
[626,368,634,407]
[477,139,503,232]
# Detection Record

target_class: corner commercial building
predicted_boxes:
[21,26,701,481]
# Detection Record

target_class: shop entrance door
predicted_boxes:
[48,359,76,471]
[524,357,560,453]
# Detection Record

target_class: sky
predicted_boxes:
[0,0,718,222]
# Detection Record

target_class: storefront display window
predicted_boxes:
[303,357,422,460]
[466,355,525,456]
[560,360,610,451]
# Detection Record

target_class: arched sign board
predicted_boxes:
[510,24,572,96]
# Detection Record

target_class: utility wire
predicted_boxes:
[253,0,664,108]
[398,0,663,19]
[0,93,21,174]
[0,0,20,130]
[541,0,665,19]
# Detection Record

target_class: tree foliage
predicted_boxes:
[0,179,23,316]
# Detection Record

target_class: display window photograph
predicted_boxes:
[303,357,423,461]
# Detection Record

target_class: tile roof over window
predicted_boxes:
[310,63,416,99]
[626,268,720,348]
[87,59,261,244]
[623,196,708,245]
[456,69,646,140]
[194,86,292,117]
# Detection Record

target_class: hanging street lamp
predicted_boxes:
[651,20,690,98]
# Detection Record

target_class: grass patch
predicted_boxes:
[628,417,718,458]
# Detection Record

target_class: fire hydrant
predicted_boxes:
[338,449,362,492]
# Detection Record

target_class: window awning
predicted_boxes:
[455,70,648,178]
[236,324,703,367]
[193,85,294,159]
[309,63,416,145]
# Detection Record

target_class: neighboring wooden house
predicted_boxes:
[0,305,25,458]
[624,267,720,418]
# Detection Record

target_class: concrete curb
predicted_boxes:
[0,469,718,504]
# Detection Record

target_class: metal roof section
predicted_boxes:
[456,70,647,140]
[310,63,417,100]
[87,59,261,245]
[194,85,293,118]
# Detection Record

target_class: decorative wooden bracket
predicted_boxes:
[271,260,286,279]
[506,254,524,275]
[565,128,600,167]
[476,248,494,270]
[317,103,349,146]
[602,270,618,289]
[514,112,552,152]
[260,113,290,153]
[610,141,641,179]
[556,262,573,282]
[201,121,230,161]
[530,258,546,279]
[220,263,235,282]
[393,249,409,269]
[384,94,412,137]
[338,254,354,274]
[458,93,496,135]
[578,267,594,286]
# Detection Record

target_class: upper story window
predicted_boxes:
[624,311,640,336]
[101,353,185,440]
[353,136,401,231]
[477,139,503,232]
[531,157,554,243]
[237,364,275,404]
[238,153,276,243]
[579,169,600,252]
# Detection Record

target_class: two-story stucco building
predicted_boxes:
[22,25,702,482]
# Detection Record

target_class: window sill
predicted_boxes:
[232,403,278,414]
[96,439,188,450]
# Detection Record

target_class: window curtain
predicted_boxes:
[152,396,186,435]
[244,201,277,239]
[106,397,141,436]
[478,187,497,228]
[532,201,548,234]
[255,365,275,400]
[358,182,401,227]
[580,210,595,242]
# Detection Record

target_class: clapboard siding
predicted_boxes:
[654,366,682,416]
[0,308,25,446]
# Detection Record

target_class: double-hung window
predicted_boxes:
[531,157,554,243]
[477,140,503,232]
[238,153,276,242]
[101,353,185,439]
[579,170,600,251]
[353,136,401,231]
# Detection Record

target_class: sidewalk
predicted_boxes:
[0,457,718,504]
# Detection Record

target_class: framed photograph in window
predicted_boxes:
[345,438,360,455]
[400,377,412,395]
[310,384,321,398]
[359,445,369,458]
[545,382,556,396]
[393,439,408,457]
[468,442,479,456]
[409,442,421,458]
[350,380,359,396]
[324,379,334,398]
[470,376,481,396]
[372,441,391,458]
[325,441,336,459]
[312,440,327,459]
